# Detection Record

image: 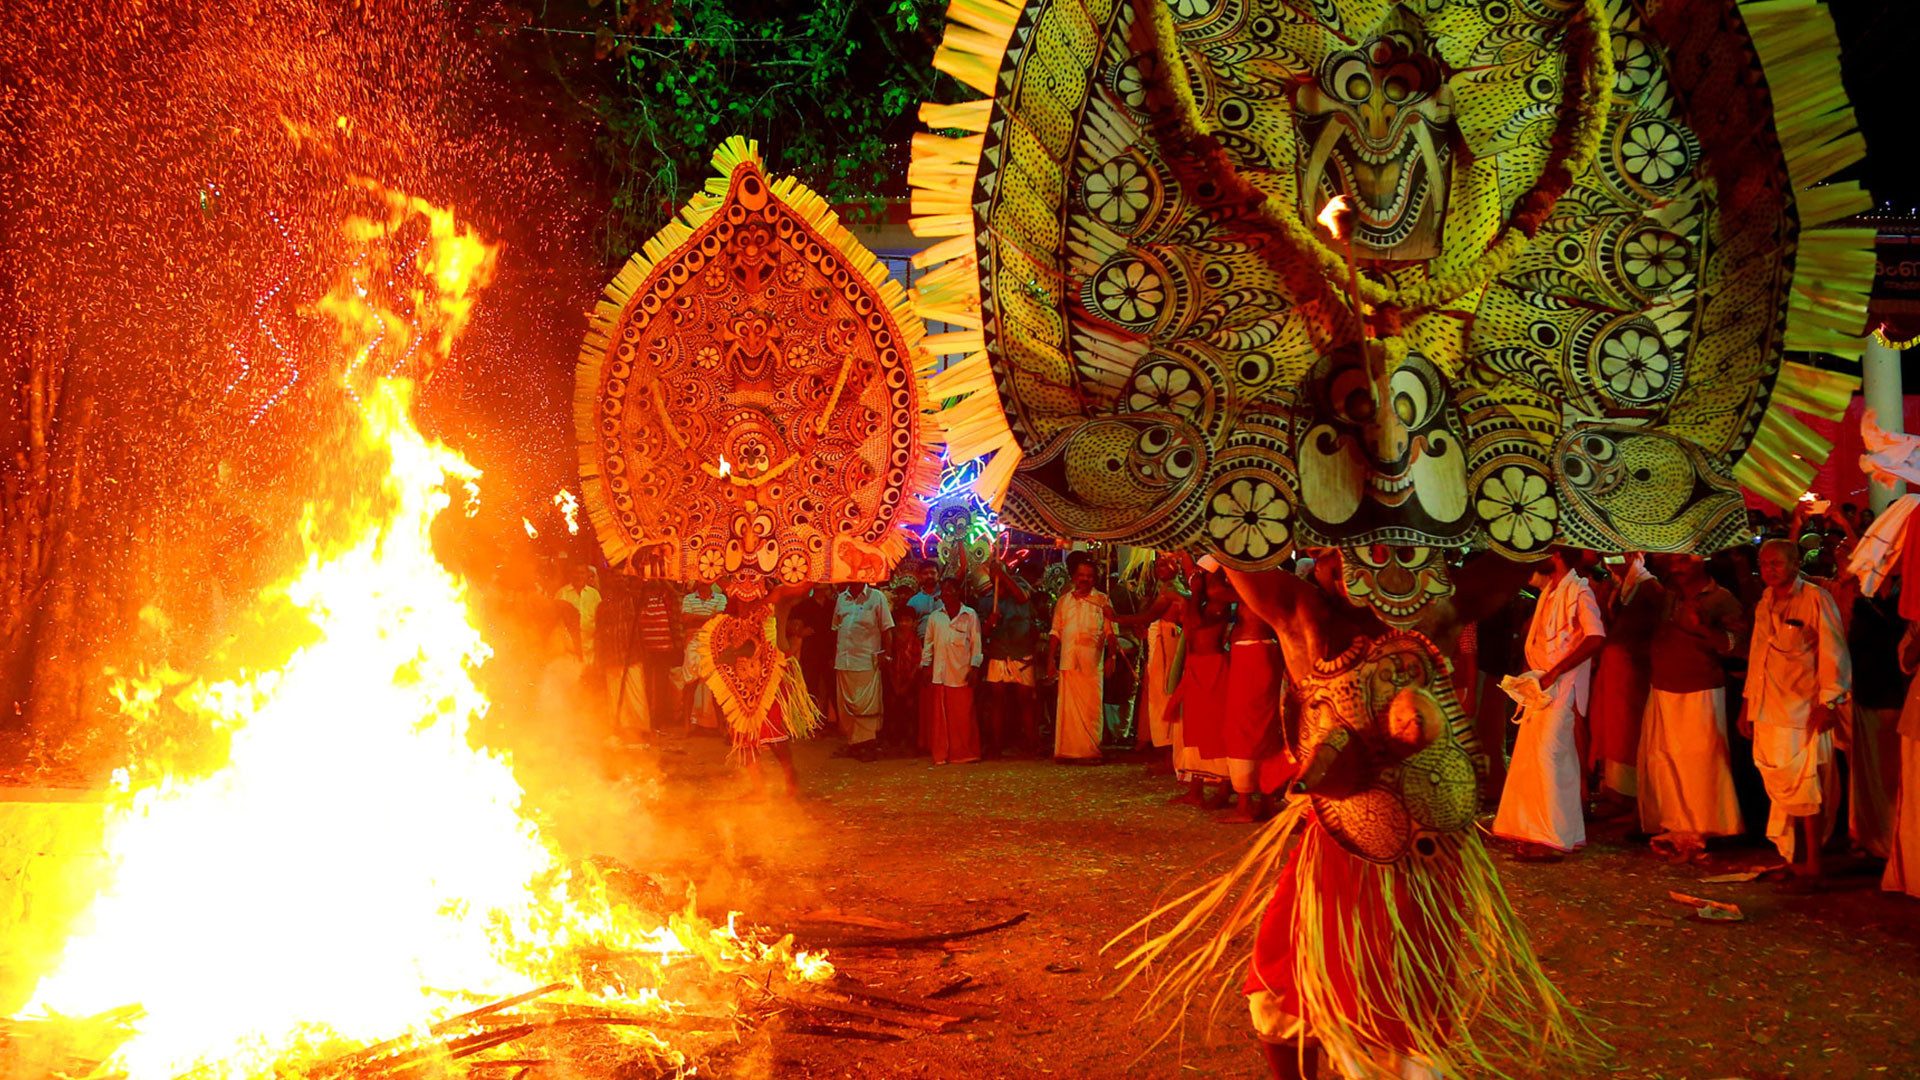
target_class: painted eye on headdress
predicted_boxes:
[1330,367,1374,423]
[1382,61,1429,102]
[1332,58,1372,103]
[1389,368,1433,427]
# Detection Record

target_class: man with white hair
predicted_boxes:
[1743,538,1850,881]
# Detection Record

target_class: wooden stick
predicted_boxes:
[477,1014,738,1035]
[926,974,975,1000]
[832,980,994,1020]
[772,1020,905,1043]
[320,985,567,1077]
[432,984,571,1034]
[778,993,955,1032]
[446,1026,537,1061]
[784,911,1028,949]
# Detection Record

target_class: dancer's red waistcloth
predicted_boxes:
[1243,812,1462,1055]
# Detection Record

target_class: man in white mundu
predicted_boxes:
[1495,548,1606,857]
[1742,539,1851,879]
[832,580,893,758]
[1049,553,1116,763]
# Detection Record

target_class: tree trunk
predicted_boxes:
[0,332,86,764]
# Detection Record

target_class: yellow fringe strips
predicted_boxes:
[1728,0,1876,497]
[1732,362,1860,506]
[690,614,826,754]
[905,0,1028,507]
[1742,0,1868,189]
[1796,182,1874,229]
[773,657,825,743]
[909,256,983,327]
[1102,801,1606,1077]
[931,0,1021,93]
[1787,225,1877,359]
[912,233,976,270]
[919,100,993,133]
[577,133,946,572]
[1876,326,1920,350]
[1770,360,1860,415]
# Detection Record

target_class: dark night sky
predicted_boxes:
[1831,0,1920,212]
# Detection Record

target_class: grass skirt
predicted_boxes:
[1106,799,1604,1078]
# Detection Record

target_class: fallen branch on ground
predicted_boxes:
[775,911,1029,950]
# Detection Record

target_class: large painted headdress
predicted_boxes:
[577,138,942,598]
[908,0,1873,582]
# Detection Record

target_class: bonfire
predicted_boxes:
[1,188,833,1080]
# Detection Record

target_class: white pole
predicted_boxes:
[1863,335,1906,513]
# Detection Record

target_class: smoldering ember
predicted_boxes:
[3,2,1920,1079]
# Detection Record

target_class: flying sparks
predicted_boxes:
[20,189,829,1080]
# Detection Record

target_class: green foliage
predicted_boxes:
[586,0,950,260]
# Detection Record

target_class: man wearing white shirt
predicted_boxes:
[1495,548,1606,858]
[920,577,984,765]
[832,581,894,760]
[906,558,944,752]
[1743,539,1851,879]
[555,564,602,665]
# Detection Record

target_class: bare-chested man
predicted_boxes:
[1165,555,1235,807]
[1213,573,1289,823]
[1222,549,1535,1080]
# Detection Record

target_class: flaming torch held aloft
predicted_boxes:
[1320,192,1397,430]
[1317,193,1366,338]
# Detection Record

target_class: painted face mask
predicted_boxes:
[1342,544,1453,626]
[1296,347,1470,547]
[1295,20,1455,261]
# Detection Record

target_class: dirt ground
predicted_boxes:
[610,734,1920,1080]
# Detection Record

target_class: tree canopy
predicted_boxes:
[503,0,952,260]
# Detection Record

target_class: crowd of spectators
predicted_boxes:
[540,498,1918,897]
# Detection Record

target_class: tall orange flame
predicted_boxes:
[20,188,827,1080]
